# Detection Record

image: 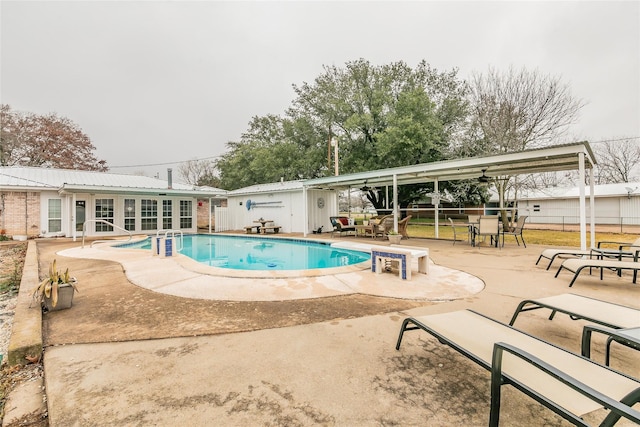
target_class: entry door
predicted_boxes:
[75,201,86,232]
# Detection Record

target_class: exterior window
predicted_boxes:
[95,199,114,232]
[124,199,135,231]
[162,200,172,230]
[141,199,158,231]
[48,199,62,233]
[533,204,541,212]
[180,200,193,229]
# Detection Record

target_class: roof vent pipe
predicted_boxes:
[167,168,173,189]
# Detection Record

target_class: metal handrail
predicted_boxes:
[82,220,133,248]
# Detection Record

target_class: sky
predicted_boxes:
[1,1,639,181]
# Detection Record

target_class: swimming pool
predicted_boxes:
[118,234,370,271]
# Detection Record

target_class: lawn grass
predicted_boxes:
[406,224,638,247]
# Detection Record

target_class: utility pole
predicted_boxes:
[331,137,339,176]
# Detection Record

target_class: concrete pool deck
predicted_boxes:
[14,236,640,426]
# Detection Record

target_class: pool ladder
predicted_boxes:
[156,229,184,252]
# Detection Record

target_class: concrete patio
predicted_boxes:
[14,236,640,425]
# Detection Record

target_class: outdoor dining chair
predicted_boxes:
[474,215,500,247]
[500,215,528,247]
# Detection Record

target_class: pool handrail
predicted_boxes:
[82,220,133,248]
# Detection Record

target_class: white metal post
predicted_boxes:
[578,152,587,250]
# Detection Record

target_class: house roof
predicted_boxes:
[0,166,227,197]
[511,182,640,200]
[226,180,304,196]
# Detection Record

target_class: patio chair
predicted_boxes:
[500,215,528,247]
[474,215,500,247]
[329,216,356,237]
[373,216,394,239]
[396,309,640,427]
[397,215,412,239]
[448,218,469,245]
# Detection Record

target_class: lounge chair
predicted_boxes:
[500,215,528,247]
[555,256,640,287]
[590,238,640,261]
[396,310,640,426]
[535,238,640,270]
[581,324,640,367]
[536,248,592,270]
[448,218,469,245]
[509,293,640,329]
[330,216,356,237]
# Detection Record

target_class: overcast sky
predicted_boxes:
[1,1,638,180]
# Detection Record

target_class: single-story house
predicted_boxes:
[0,166,227,239]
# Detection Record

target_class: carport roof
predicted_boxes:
[303,142,596,189]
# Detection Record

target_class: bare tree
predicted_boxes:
[592,138,640,183]
[178,159,220,187]
[468,66,584,153]
[456,67,584,214]
[0,104,107,170]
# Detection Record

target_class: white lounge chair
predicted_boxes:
[555,258,640,287]
[396,310,640,426]
[536,248,592,270]
[509,293,640,329]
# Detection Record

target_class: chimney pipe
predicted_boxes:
[167,168,173,189]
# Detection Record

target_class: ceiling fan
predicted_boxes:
[360,180,374,191]
[478,169,490,183]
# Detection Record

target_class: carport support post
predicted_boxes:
[578,152,587,250]
[589,169,595,248]
[393,174,398,232]
[434,179,439,239]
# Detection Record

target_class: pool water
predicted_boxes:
[119,235,370,271]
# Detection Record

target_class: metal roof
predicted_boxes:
[226,180,304,196]
[514,182,640,200]
[0,166,227,197]
[303,142,597,189]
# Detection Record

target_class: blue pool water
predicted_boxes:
[118,235,370,271]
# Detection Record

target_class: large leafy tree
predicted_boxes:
[216,114,327,190]
[297,60,468,213]
[0,104,107,171]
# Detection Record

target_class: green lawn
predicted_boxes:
[406,224,637,247]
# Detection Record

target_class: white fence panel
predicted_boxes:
[214,206,230,232]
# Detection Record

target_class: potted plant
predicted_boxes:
[31,259,78,312]
[387,230,402,244]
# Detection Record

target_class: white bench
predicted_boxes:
[370,245,429,280]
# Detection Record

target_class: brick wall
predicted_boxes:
[196,198,227,229]
[0,192,41,237]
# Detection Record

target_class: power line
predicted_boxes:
[109,155,220,169]
[588,136,640,144]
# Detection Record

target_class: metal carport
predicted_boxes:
[302,142,597,249]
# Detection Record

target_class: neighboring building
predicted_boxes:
[0,166,226,239]
[223,180,337,233]
[494,183,640,225]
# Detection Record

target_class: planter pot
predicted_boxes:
[387,234,402,245]
[43,283,75,312]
